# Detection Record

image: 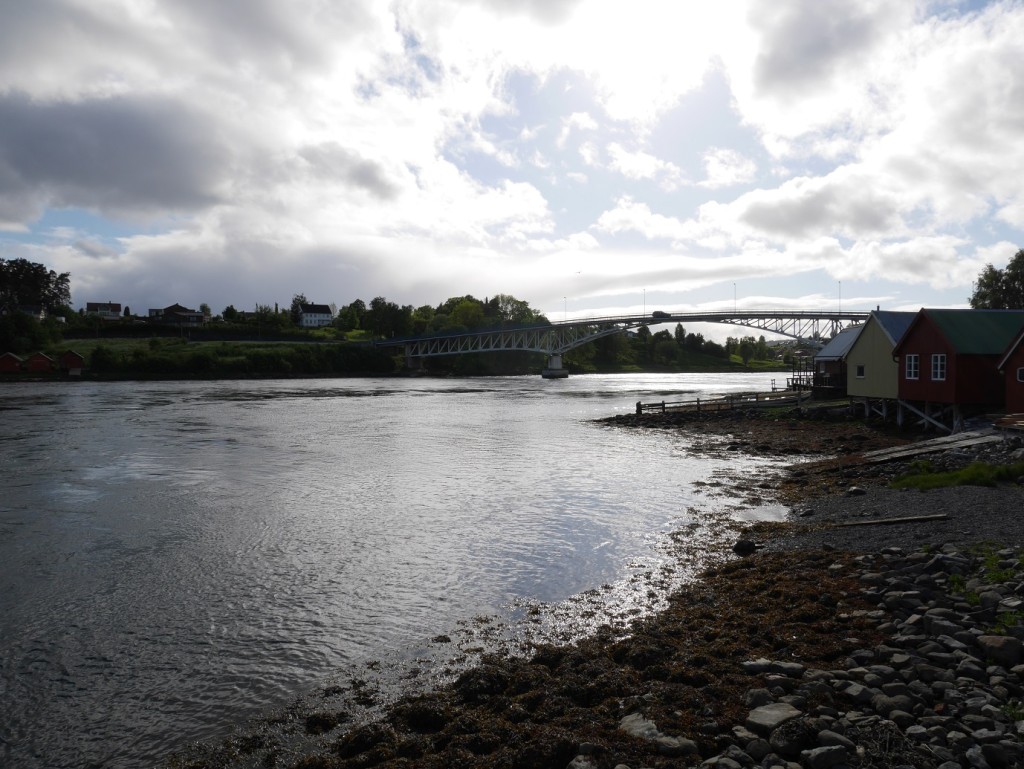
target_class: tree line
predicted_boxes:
[970,248,1024,309]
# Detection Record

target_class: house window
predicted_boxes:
[855,364,865,379]
[1018,367,1024,383]
[931,353,947,381]
[905,354,919,380]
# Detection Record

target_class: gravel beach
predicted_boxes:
[167,405,1024,769]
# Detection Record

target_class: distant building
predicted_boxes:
[148,304,205,325]
[86,302,122,320]
[59,350,86,376]
[0,352,23,373]
[1,304,48,321]
[298,303,336,328]
[812,324,863,394]
[24,352,55,372]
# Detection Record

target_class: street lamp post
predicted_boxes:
[839,281,842,314]
[643,288,645,317]
[733,283,737,313]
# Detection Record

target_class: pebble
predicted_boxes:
[594,545,1024,769]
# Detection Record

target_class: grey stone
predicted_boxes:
[656,734,698,757]
[745,688,772,708]
[817,729,855,750]
[769,661,806,677]
[800,744,848,769]
[978,636,1022,668]
[745,703,802,737]
[745,737,771,761]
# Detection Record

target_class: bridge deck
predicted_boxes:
[378,310,869,360]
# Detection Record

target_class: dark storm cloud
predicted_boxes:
[749,0,896,98]
[299,143,400,200]
[0,92,229,221]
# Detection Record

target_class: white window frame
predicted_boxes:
[855,364,865,379]
[905,354,919,380]
[1017,366,1024,383]
[931,353,947,381]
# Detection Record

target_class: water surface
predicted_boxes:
[0,373,784,767]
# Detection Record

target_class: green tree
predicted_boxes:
[653,338,679,366]
[335,299,366,331]
[493,294,538,324]
[451,299,484,329]
[123,306,131,318]
[364,296,412,338]
[411,305,435,334]
[970,249,1024,309]
[0,258,72,311]
[222,305,239,321]
[739,339,755,365]
[290,294,309,325]
[674,323,686,346]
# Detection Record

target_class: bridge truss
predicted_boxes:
[379,310,869,365]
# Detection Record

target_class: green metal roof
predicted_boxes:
[926,309,1024,354]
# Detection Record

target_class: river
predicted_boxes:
[0,372,789,768]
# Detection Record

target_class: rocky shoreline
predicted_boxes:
[168,407,1024,769]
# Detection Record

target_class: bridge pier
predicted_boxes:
[541,354,569,379]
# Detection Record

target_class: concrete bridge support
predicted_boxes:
[541,354,569,379]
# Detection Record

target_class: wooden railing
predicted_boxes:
[634,390,809,415]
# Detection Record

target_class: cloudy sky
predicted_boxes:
[1,0,1022,327]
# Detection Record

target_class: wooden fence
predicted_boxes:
[635,390,809,415]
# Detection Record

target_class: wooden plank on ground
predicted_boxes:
[858,431,1001,464]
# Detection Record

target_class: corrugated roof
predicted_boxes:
[814,323,863,361]
[872,310,916,346]
[927,309,1024,354]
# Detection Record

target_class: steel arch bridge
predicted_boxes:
[376,310,869,377]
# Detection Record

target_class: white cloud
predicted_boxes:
[0,0,1021,317]
[556,111,598,148]
[698,148,757,189]
[607,144,684,190]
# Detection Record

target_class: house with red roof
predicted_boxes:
[24,352,55,373]
[59,350,86,376]
[0,352,23,373]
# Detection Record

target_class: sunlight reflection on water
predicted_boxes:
[0,373,784,768]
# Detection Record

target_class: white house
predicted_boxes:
[298,303,336,328]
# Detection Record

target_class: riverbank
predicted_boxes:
[167,407,1024,769]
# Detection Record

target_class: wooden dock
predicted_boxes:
[635,390,809,415]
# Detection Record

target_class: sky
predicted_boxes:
[1,0,1023,335]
